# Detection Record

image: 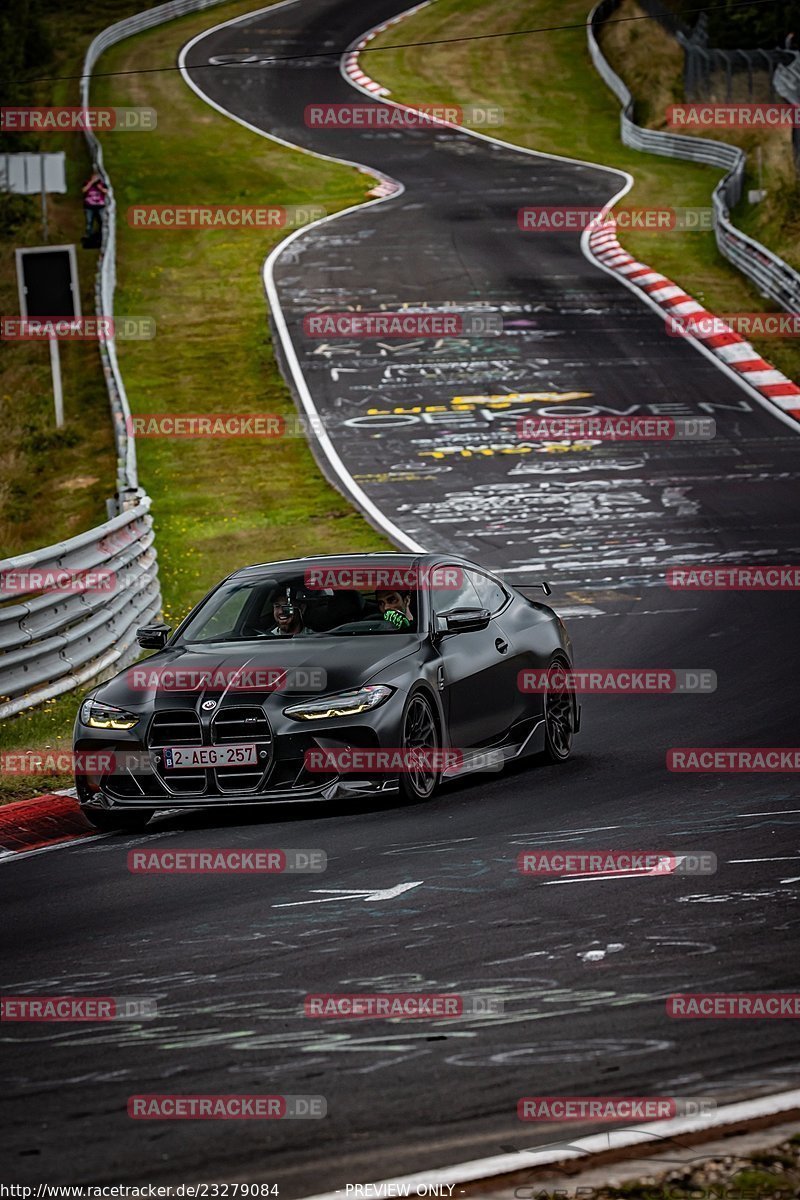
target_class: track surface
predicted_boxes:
[3,0,800,1191]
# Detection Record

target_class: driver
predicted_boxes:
[269,585,312,637]
[375,588,413,631]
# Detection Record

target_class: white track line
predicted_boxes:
[0,833,110,865]
[737,809,800,817]
[298,1089,800,1198]
[729,856,800,863]
[178,2,423,551]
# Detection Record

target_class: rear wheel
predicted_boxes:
[82,809,153,833]
[543,660,576,762]
[398,692,440,801]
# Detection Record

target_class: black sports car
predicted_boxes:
[73,554,579,830]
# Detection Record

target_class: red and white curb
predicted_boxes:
[341,3,432,97]
[587,222,800,424]
[341,0,459,200]
[0,790,102,861]
[342,47,389,97]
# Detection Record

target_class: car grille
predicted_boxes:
[149,710,202,747]
[147,711,206,793]
[144,706,273,795]
[212,706,272,792]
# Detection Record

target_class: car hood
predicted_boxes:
[97,636,421,709]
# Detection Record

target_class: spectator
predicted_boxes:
[81,171,108,240]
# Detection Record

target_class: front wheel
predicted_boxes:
[82,808,153,833]
[398,692,441,802]
[543,660,576,762]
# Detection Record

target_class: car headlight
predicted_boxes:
[79,699,140,730]
[284,685,394,721]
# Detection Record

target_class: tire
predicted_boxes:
[398,691,441,802]
[542,659,576,763]
[82,808,153,833]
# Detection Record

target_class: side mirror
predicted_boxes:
[136,622,171,650]
[438,607,492,634]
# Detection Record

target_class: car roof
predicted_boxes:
[231,552,441,579]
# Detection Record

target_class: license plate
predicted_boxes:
[162,744,258,769]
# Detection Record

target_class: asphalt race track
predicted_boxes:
[2,0,800,1191]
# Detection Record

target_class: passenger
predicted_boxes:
[375,588,413,630]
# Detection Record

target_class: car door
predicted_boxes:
[469,569,533,731]
[431,567,517,748]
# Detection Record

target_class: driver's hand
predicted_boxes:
[382,609,411,630]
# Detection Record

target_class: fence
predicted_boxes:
[774,50,800,170]
[587,0,800,315]
[0,0,228,719]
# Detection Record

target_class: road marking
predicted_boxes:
[511,825,621,838]
[729,856,800,863]
[543,857,685,885]
[543,874,660,885]
[553,606,605,617]
[0,834,109,864]
[780,876,800,884]
[273,881,423,907]
[736,809,800,817]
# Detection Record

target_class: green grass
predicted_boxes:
[367,0,800,384]
[0,695,81,802]
[0,0,392,802]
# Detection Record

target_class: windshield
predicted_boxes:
[177,571,421,643]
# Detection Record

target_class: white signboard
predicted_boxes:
[0,152,67,195]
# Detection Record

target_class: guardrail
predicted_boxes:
[80,0,227,495]
[774,50,800,103]
[588,0,800,315]
[0,499,160,719]
[1,0,228,719]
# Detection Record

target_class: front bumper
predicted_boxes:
[74,696,407,812]
[78,776,400,812]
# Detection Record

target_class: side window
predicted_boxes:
[469,570,508,615]
[430,566,482,616]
